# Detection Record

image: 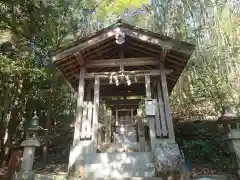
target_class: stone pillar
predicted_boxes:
[14,139,40,180]
[21,140,39,171]
[218,105,240,178]
[14,113,40,180]
[228,130,240,176]
[68,66,89,180]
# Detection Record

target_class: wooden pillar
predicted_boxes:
[160,69,175,139]
[86,82,92,101]
[145,75,151,99]
[92,76,100,150]
[73,66,85,145]
[157,81,168,137]
[153,82,162,137]
[131,109,133,124]
[116,109,118,126]
[145,75,156,150]
[137,109,145,152]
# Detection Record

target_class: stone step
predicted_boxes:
[99,142,140,152]
[81,152,154,165]
[84,162,155,178]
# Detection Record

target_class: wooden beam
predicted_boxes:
[74,69,173,79]
[101,91,145,97]
[53,31,116,60]
[85,57,159,68]
[83,41,114,57]
[99,79,145,85]
[74,52,84,66]
[73,67,85,145]
[52,25,194,61]
[85,46,116,61]
[108,104,139,109]
[128,45,153,57]
[105,99,141,106]
[121,27,194,55]
[128,40,187,62]
[160,49,168,61]
[58,57,77,67]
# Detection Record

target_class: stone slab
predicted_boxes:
[21,139,40,147]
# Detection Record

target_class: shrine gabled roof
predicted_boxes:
[51,20,195,95]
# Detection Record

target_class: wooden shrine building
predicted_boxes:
[52,20,195,179]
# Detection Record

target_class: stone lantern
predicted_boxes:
[14,112,40,180]
[218,104,240,178]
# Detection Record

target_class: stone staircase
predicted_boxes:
[35,152,155,179]
[33,151,238,180]
[80,152,155,178]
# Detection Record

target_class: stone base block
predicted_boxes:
[236,170,240,179]
[36,173,68,180]
[13,170,36,180]
[68,141,94,169]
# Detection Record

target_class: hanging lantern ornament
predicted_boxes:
[134,75,137,82]
[125,75,131,86]
[113,75,119,86]
[115,28,125,44]
[109,75,113,84]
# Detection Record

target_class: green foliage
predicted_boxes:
[94,0,148,19]
[176,125,234,171]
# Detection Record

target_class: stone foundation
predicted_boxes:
[34,174,237,180]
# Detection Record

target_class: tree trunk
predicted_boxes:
[2,79,24,165]
[0,121,4,164]
[43,89,52,164]
[2,108,19,165]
